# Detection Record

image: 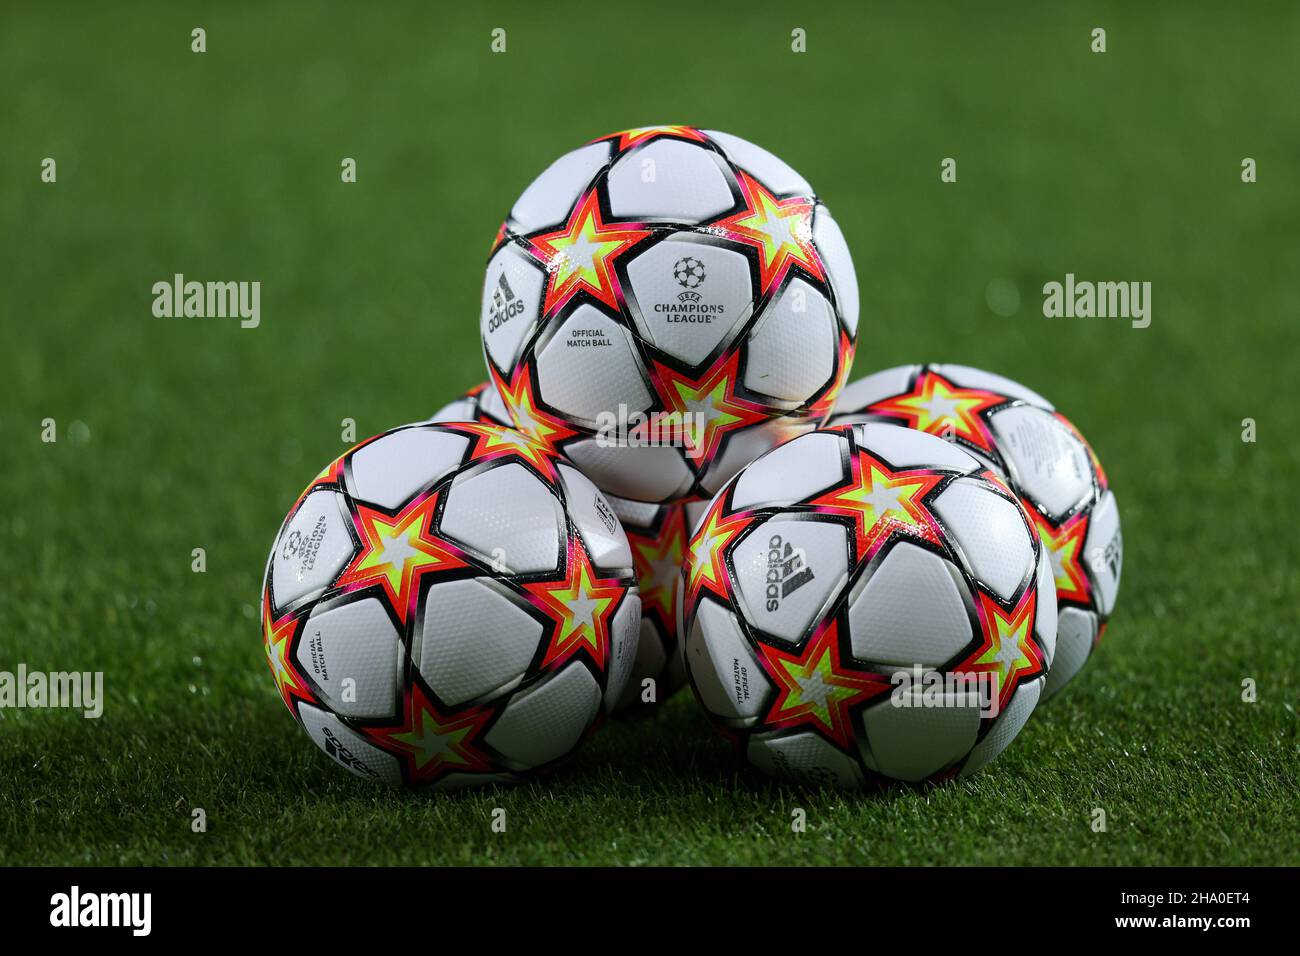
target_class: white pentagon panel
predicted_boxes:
[604,593,641,712]
[270,490,355,612]
[747,731,864,789]
[1044,607,1097,699]
[848,543,973,668]
[348,427,469,510]
[931,478,1035,601]
[535,305,651,424]
[990,405,1093,520]
[830,366,920,423]
[297,598,401,718]
[607,139,733,221]
[1084,490,1123,616]
[416,578,543,707]
[685,599,771,721]
[427,397,476,423]
[860,692,980,782]
[557,463,633,572]
[608,493,665,532]
[731,517,848,644]
[811,206,859,336]
[477,385,513,426]
[743,279,836,401]
[704,130,813,197]
[731,429,846,510]
[440,463,562,573]
[564,438,694,503]
[484,663,601,768]
[298,703,402,785]
[625,240,753,365]
[857,422,981,474]
[1033,548,1058,667]
[935,364,1053,409]
[481,244,545,373]
[959,678,1041,777]
[700,418,813,496]
[509,141,611,232]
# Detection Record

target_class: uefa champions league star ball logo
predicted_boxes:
[673,256,706,301]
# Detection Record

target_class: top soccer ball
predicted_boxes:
[828,364,1122,698]
[480,125,859,504]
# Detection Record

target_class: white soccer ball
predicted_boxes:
[480,125,858,504]
[260,422,640,788]
[828,364,1121,698]
[681,423,1057,787]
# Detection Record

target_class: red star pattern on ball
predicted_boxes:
[758,619,890,749]
[262,596,313,713]
[683,494,754,609]
[1026,506,1092,606]
[364,681,494,785]
[866,370,1010,454]
[527,188,650,316]
[651,349,771,467]
[488,364,578,462]
[441,419,563,484]
[293,454,346,508]
[524,536,626,672]
[707,170,824,296]
[809,448,947,565]
[606,125,708,151]
[628,504,687,632]
[956,588,1045,712]
[335,490,466,625]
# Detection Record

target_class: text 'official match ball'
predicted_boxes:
[260,422,640,789]
[680,423,1057,788]
[480,125,859,505]
[828,364,1122,698]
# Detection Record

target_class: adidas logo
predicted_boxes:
[321,726,378,778]
[765,534,815,612]
[487,272,524,331]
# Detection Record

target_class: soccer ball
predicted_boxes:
[605,495,710,711]
[260,422,640,788]
[827,364,1121,698]
[427,381,513,427]
[480,125,859,504]
[680,423,1057,787]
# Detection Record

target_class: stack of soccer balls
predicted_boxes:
[261,126,1122,790]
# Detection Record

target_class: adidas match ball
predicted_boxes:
[481,125,859,504]
[828,364,1121,698]
[604,495,710,711]
[427,381,514,427]
[260,422,640,788]
[680,423,1057,787]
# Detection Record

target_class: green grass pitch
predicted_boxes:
[1,1,1297,866]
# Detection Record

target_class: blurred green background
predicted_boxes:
[1,1,1296,865]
